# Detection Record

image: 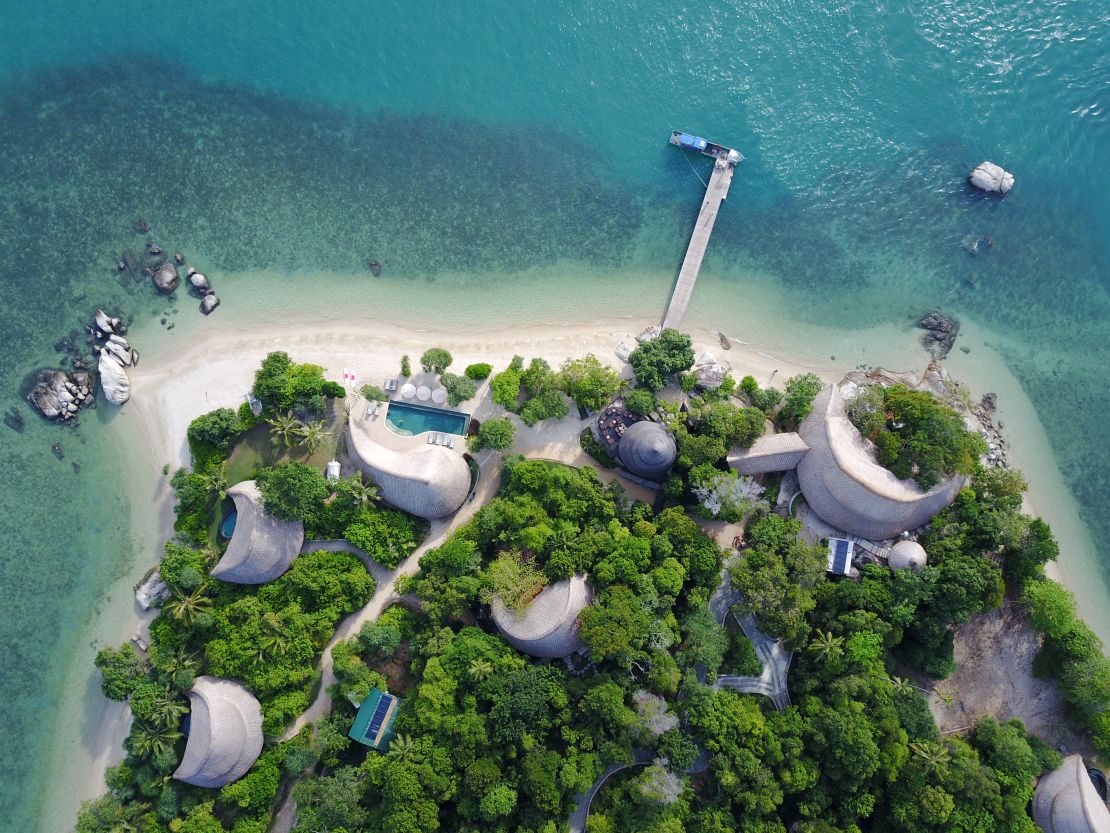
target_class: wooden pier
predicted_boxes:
[662,131,741,330]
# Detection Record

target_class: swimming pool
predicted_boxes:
[386,401,469,436]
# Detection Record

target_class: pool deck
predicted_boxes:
[351,396,469,460]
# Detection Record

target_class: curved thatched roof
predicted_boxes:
[795,386,963,540]
[347,416,470,520]
[173,676,263,788]
[212,481,304,584]
[729,432,809,475]
[618,421,676,478]
[888,540,927,572]
[491,574,591,659]
[1033,754,1110,833]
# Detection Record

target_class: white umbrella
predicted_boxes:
[400,382,416,399]
[431,387,447,404]
[416,385,431,401]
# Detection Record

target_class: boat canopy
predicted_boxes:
[677,133,708,151]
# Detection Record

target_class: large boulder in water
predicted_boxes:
[152,263,180,294]
[98,351,131,405]
[968,161,1014,195]
[200,294,221,315]
[188,269,212,294]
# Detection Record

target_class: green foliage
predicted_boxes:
[777,373,823,428]
[676,602,729,676]
[360,383,389,402]
[580,584,651,665]
[480,551,547,612]
[256,461,329,522]
[520,388,570,425]
[440,372,478,406]
[740,374,783,414]
[628,329,695,391]
[1022,578,1077,638]
[94,644,147,701]
[558,355,621,411]
[187,407,244,467]
[623,388,657,416]
[401,354,412,377]
[251,351,336,418]
[343,507,428,569]
[690,400,765,449]
[473,417,515,450]
[419,347,453,374]
[852,384,987,490]
[464,362,493,380]
[490,355,525,408]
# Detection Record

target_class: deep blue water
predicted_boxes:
[0,2,1105,830]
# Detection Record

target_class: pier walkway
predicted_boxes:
[662,132,740,330]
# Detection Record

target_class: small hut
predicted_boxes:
[617,421,676,479]
[173,677,263,788]
[1032,754,1110,833]
[348,688,401,750]
[888,539,927,573]
[212,481,304,584]
[491,574,592,659]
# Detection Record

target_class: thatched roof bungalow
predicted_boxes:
[1032,754,1110,833]
[347,418,470,520]
[212,481,304,584]
[617,421,676,479]
[491,574,591,659]
[795,385,963,541]
[173,677,263,788]
[728,432,810,475]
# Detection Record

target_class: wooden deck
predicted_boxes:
[661,160,734,330]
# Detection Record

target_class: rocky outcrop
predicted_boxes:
[200,294,221,315]
[968,161,1014,195]
[917,310,959,358]
[187,267,211,294]
[693,351,727,389]
[27,369,87,420]
[152,263,180,294]
[98,349,131,405]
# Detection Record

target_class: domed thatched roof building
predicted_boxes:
[888,539,928,572]
[212,481,304,584]
[1032,754,1110,833]
[618,421,676,479]
[347,412,470,520]
[491,574,591,659]
[173,677,263,788]
[795,386,964,541]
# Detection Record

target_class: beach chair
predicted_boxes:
[447,437,455,449]
[427,434,435,444]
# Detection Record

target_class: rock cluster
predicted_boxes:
[968,161,1015,195]
[115,228,221,315]
[917,310,959,358]
[693,350,728,389]
[26,368,94,420]
[88,309,135,406]
[187,267,221,315]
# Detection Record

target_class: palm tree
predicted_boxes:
[150,690,188,729]
[296,419,333,453]
[199,463,228,503]
[259,611,293,659]
[345,472,379,507]
[909,741,950,775]
[808,630,844,663]
[163,585,213,627]
[386,733,416,760]
[889,676,913,695]
[129,720,182,760]
[468,658,493,681]
[268,412,302,449]
[616,377,633,401]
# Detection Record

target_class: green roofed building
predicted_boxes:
[348,688,401,750]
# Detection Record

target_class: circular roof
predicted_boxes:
[618,420,676,478]
[889,539,927,572]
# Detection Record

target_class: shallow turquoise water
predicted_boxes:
[0,2,1106,830]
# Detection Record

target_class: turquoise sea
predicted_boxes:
[0,2,1106,830]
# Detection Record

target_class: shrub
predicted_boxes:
[343,509,428,569]
[740,375,783,414]
[251,351,333,417]
[187,408,244,455]
[360,384,389,402]
[624,388,657,416]
[322,381,346,399]
[420,348,453,374]
[628,329,695,391]
[520,389,570,425]
[473,417,516,451]
[580,428,616,468]
[441,372,478,407]
[401,354,412,377]
[777,373,823,428]
[490,356,525,409]
[94,644,147,701]
[256,462,330,522]
[465,363,493,380]
[558,355,620,411]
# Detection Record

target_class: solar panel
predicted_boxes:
[832,540,850,574]
[363,694,395,742]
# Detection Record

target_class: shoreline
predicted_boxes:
[57,310,1109,830]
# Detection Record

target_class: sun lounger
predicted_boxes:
[427,434,435,444]
[447,437,455,448]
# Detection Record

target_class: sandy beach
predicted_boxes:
[56,309,1109,826]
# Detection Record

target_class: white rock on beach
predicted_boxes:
[103,338,132,367]
[968,161,1014,195]
[98,351,131,405]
